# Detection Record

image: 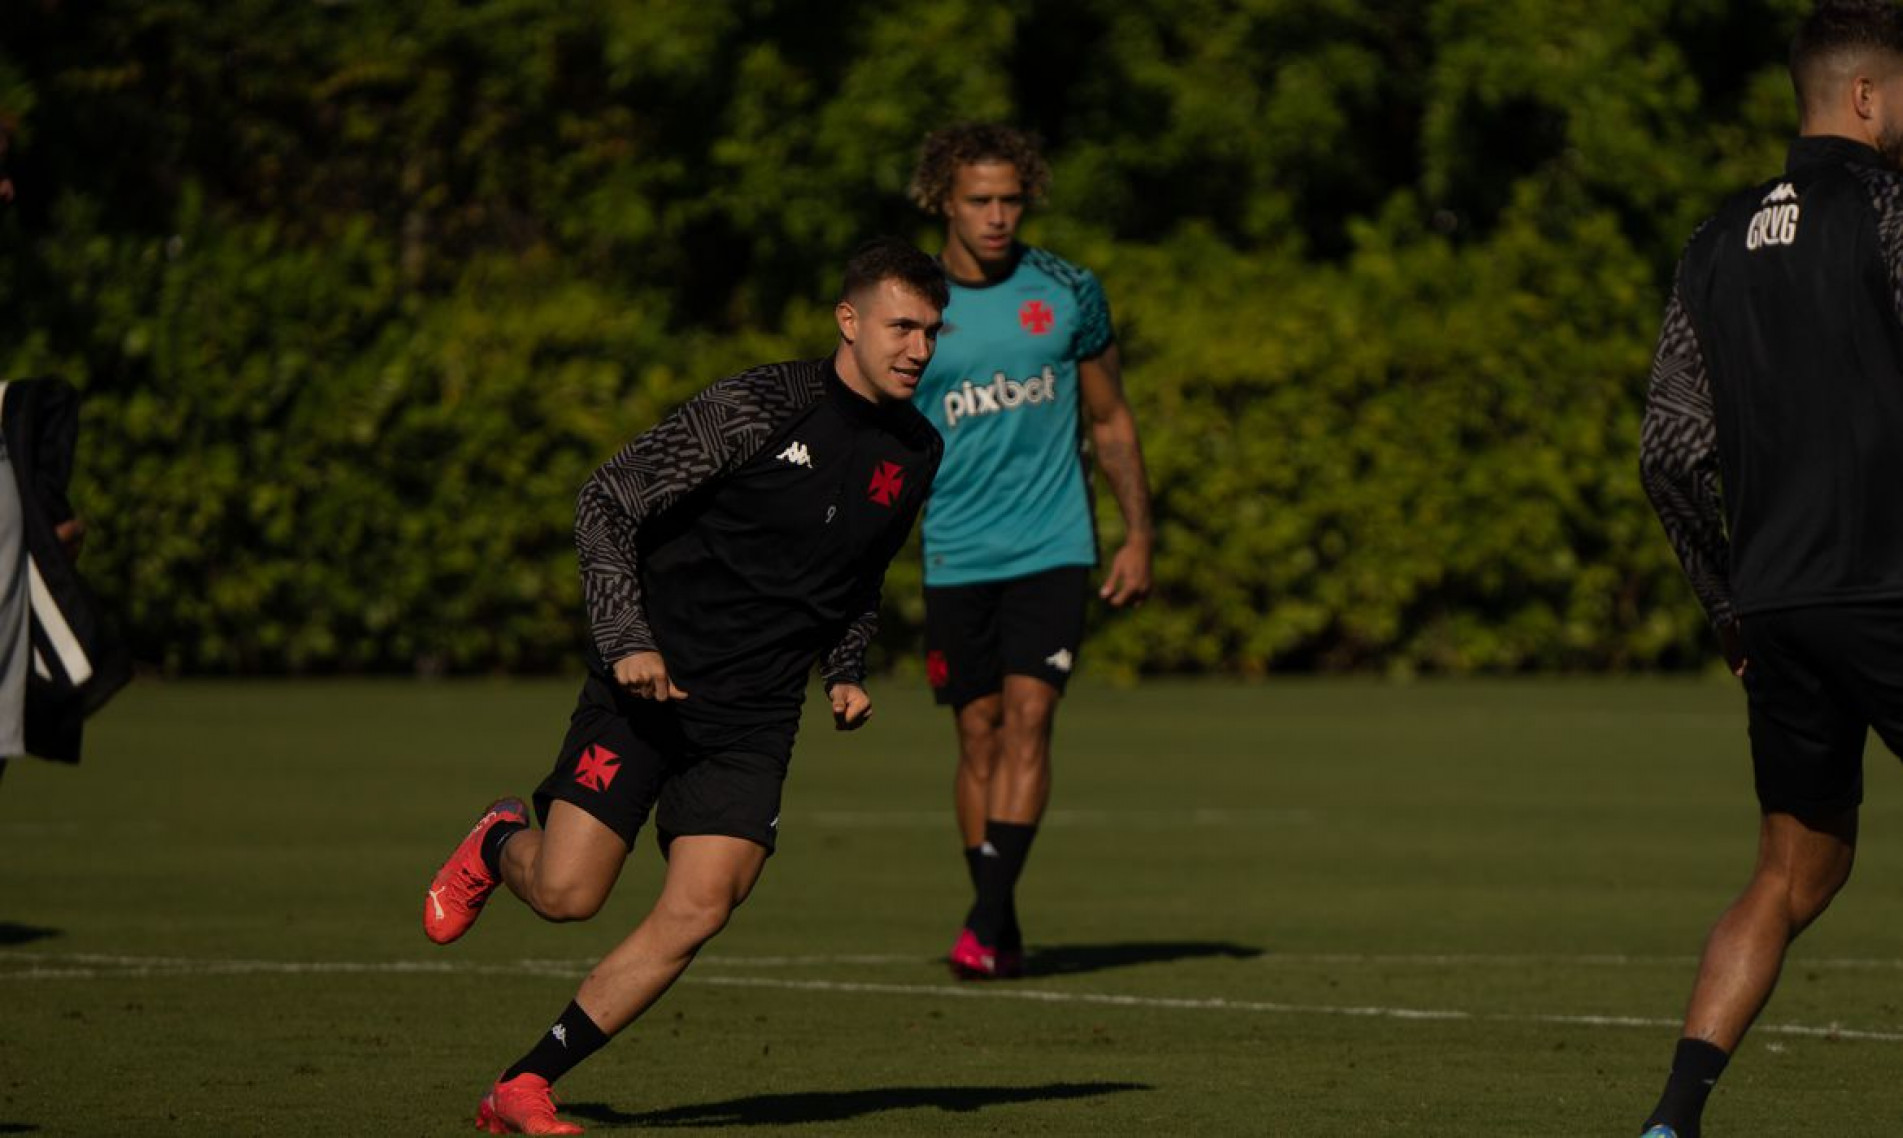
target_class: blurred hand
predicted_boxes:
[1098,539,1152,607]
[54,517,85,561]
[613,651,688,701]
[1719,620,1747,678]
[830,683,871,731]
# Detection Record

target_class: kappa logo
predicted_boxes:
[1762,182,1799,205]
[1045,647,1074,674]
[1019,299,1056,335]
[575,743,622,792]
[942,366,1059,428]
[868,461,905,506]
[777,441,814,468]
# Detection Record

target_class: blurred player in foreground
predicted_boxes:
[422,238,944,1134]
[1638,4,1903,1134]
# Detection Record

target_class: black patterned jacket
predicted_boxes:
[1642,136,1903,627]
[575,358,940,719]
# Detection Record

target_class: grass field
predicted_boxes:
[3,677,1902,1135]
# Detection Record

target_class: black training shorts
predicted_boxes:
[533,670,798,855]
[1741,602,1903,815]
[922,565,1090,709]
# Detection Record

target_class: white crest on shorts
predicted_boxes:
[1045,648,1074,674]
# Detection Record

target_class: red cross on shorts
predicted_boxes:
[867,461,905,506]
[1019,299,1055,335]
[575,743,621,792]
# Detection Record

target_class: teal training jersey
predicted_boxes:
[914,245,1115,586]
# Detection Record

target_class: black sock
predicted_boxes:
[502,1000,611,1085]
[964,844,1021,952]
[998,895,1022,954]
[1642,1038,1729,1137]
[964,821,1036,947]
[480,819,528,878]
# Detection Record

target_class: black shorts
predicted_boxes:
[1741,603,1903,815]
[923,565,1089,709]
[533,671,799,855]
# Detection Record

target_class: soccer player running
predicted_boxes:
[1637,5,1903,1135]
[421,238,945,1135]
[906,124,1154,980]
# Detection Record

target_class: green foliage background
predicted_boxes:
[0,0,1811,675]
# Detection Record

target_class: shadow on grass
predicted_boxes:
[566,1080,1149,1128]
[0,1124,38,1134]
[0,923,59,947]
[1024,940,1262,977]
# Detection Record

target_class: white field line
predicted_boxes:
[4,951,1901,1043]
[1256,953,1903,970]
[9,949,1903,971]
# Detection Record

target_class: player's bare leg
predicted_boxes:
[1642,808,1856,1137]
[498,801,631,923]
[953,693,1004,849]
[951,675,1057,978]
[988,674,1058,824]
[572,834,767,1031]
[1682,808,1856,1048]
[480,834,768,1134]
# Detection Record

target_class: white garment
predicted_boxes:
[0,432,29,757]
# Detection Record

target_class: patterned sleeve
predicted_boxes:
[819,437,942,688]
[1639,285,1734,627]
[576,368,801,665]
[1853,165,1903,325]
[1071,268,1115,361]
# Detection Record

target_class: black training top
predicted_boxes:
[1642,135,1903,625]
[575,358,941,720]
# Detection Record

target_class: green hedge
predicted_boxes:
[0,0,1812,673]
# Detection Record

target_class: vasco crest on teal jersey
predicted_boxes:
[913,245,1115,587]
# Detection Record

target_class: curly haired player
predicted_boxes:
[907,124,1154,979]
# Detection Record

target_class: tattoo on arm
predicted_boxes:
[1093,432,1153,541]
[1080,347,1154,542]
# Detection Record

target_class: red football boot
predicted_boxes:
[423,796,526,945]
[948,927,1000,980]
[475,1073,583,1135]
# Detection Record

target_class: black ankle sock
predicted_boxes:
[1642,1038,1729,1137]
[502,1001,611,1085]
[998,897,1022,954]
[964,843,1021,952]
[480,819,528,878]
[964,821,1037,947]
